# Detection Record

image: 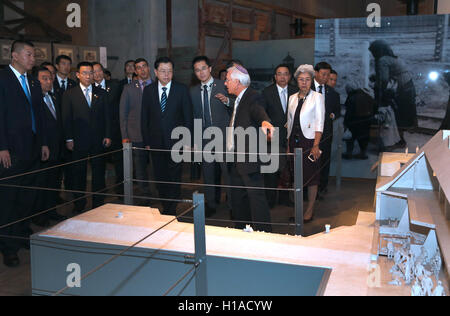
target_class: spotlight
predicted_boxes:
[429,71,439,81]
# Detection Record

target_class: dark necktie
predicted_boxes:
[319,85,323,94]
[203,85,212,128]
[61,80,66,91]
[161,87,167,113]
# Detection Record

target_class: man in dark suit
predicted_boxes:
[120,58,152,201]
[119,60,136,89]
[141,57,193,215]
[93,62,123,193]
[190,56,232,216]
[262,64,298,207]
[54,55,76,97]
[34,67,66,226]
[313,62,341,195]
[62,62,112,214]
[225,65,274,233]
[0,40,49,267]
[54,55,77,196]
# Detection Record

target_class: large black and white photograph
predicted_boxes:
[0,0,449,298]
[315,14,450,178]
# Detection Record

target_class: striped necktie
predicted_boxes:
[84,88,91,107]
[44,94,57,119]
[161,87,167,113]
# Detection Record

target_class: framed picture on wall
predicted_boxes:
[34,47,48,61]
[2,44,11,61]
[57,48,74,61]
[83,50,97,62]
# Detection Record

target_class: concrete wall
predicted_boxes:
[24,0,89,45]
[88,0,162,79]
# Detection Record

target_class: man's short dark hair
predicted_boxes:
[56,55,72,65]
[124,59,135,68]
[218,69,227,77]
[36,66,51,77]
[314,62,332,72]
[154,57,174,70]
[192,56,211,69]
[40,61,55,69]
[92,61,105,72]
[77,61,93,71]
[134,58,148,66]
[330,69,338,76]
[274,64,291,75]
[105,70,112,77]
[11,40,34,58]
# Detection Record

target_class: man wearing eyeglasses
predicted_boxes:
[141,57,193,215]
[190,56,232,217]
[62,62,112,214]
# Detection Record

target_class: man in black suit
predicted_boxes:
[262,64,298,207]
[191,56,232,216]
[62,62,112,213]
[141,57,193,215]
[313,62,341,195]
[0,40,49,267]
[225,65,274,233]
[93,62,123,193]
[54,55,77,196]
[34,67,66,225]
[54,55,76,97]
[119,60,136,88]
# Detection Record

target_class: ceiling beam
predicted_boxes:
[215,0,320,20]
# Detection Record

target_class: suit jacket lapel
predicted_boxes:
[272,85,285,116]
[7,67,31,106]
[196,85,203,118]
[76,86,90,109]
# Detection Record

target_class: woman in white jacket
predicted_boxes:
[287,64,325,222]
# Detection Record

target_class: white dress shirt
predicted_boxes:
[158,81,172,102]
[314,79,326,103]
[96,79,106,90]
[200,76,214,106]
[9,64,30,94]
[57,74,68,90]
[227,88,247,151]
[276,84,288,114]
[80,83,92,104]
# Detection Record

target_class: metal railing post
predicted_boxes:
[336,121,344,192]
[123,143,133,205]
[294,148,304,236]
[193,193,208,296]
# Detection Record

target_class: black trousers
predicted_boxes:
[319,133,333,192]
[263,146,287,207]
[0,139,40,255]
[71,147,106,212]
[110,130,124,193]
[150,151,182,215]
[230,165,272,233]
[34,157,63,218]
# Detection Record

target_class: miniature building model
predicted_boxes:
[376,130,450,287]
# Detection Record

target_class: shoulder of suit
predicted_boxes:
[262,83,276,94]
